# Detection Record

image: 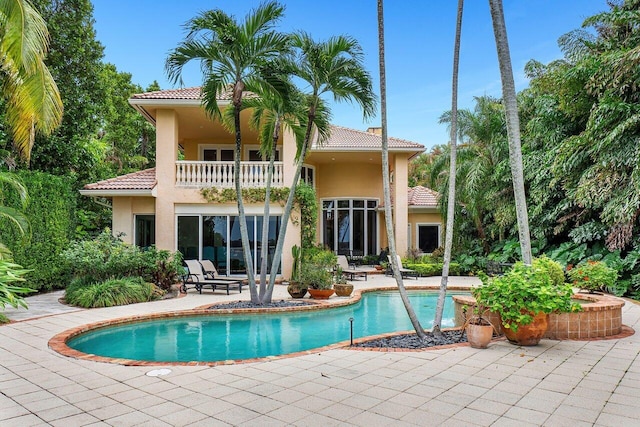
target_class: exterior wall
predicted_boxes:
[393,153,409,254]
[111,197,156,244]
[408,211,442,252]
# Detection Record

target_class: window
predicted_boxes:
[248,149,280,161]
[301,165,315,187]
[417,224,440,254]
[201,145,234,161]
[177,214,281,275]
[322,199,377,256]
[134,215,155,248]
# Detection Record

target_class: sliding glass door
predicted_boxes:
[322,199,378,256]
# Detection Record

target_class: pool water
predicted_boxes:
[68,291,458,362]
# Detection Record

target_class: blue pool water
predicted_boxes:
[68,291,459,362]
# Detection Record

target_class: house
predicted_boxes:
[80,87,442,277]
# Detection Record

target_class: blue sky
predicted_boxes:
[91,0,606,149]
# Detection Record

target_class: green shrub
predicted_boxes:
[532,256,565,287]
[403,262,461,276]
[0,171,76,291]
[60,230,182,289]
[65,277,161,308]
[300,246,335,290]
[568,260,618,293]
[0,259,34,309]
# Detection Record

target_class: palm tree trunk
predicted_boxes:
[258,117,280,302]
[488,0,532,265]
[378,0,426,339]
[433,0,464,336]
[265,116,315,302]
[233,101,258,303]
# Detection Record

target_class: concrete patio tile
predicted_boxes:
[121,393,167,410]
[1,413,48,426]
[0,402,30,420]
[348,409,413,427]
[19,395,68,413]
[0,378,43,397]
[400,408,449,425]
[371,400,414,419]
[240,395,286,414]
[88,403,136,421]
[209,405,260,425]
[156,407,209,426]
[419,399,465,418]
[359,384,401,401]
[104,409,160,426]
[503,405,551,424]
[139,400,185,417]
[451,407,501,426]
[433,390,477,407]
[543,414,594,426]
[340,393,382,411]
[38,403,84,422]
[553,403,600,423]
[73,395,120,412]
[296,412,353,426]
[266,403,313,423]
[386,390,428,408]
[466,397,512,416]
[316,401,364,421]
[49,412,102,427]
[596,412,640,427]
[602,400,639,417]
[516,394,561,413]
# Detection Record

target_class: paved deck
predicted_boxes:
[1,275,639,426]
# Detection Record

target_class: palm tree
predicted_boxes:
[0,0,63,162]
[433,0,464,336]
[264,32,376,301]
[165,1,289,302]
[240,77,306,300]
[488,0,532,264]
[377,0,426,339]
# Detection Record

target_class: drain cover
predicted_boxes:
[146,368,172,377]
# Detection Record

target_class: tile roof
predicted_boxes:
[318,125,424,150]
[380,186,439,208]
[83,168,156,191]
[130,87,204,100]
[408,186,439,207]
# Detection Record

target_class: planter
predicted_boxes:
[333,283,354,297]
[308,288,334,299]
[503,312,548,346]
[466,323,493,349]
[287,282,307,299]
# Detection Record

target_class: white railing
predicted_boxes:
[175,161,284,188]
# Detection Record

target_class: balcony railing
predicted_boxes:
[176,161,284,188]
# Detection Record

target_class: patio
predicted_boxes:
[1,275,639,426]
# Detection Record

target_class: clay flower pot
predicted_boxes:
[287,282,307,299]
[333,283,354,297]
[308,288,335,299]
[503,312,549,346]
[466,323,494,349]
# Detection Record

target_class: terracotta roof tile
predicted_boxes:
[83,168,156,191]
[131,87,204,100]
[380,186,439,208]
[408,186,439,207]
[315,125,423,150]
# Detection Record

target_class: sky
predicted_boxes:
[91,0,607,149]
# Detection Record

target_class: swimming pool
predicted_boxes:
[66,291,458,363]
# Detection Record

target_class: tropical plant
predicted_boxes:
[0,0,63,163]
[299,247,335,290]
[0,171,29,258]
[166,1,290,304]
[64,277,160,308]
[532,255,565,287]
[290,244,301,282]
[0,259,33,310]
[377,0,425,339]
[433,0,464,337]
[264,30,376,301]
[568,260,618,293]
[474,262,578,332]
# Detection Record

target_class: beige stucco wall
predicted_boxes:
[111,197,156,244]
[408,211,443,251]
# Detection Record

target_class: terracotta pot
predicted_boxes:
[287,282,307,299]
[333,284,354,297]
[308,288,334,299]
[466,323,493,349]
[503,312,548,346]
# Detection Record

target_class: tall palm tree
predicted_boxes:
[165,1,289,302]
[0,0,63,162]
[433,0,464,336]
[488,0,532,264]
[265,32,376,300]
[377,0,426,339]
[241,77,306,301]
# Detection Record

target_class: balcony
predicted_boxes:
[176,161,284,188]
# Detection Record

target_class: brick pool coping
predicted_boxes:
[48,286,633,367]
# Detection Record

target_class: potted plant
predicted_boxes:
[301,247,336,299]
[333,266,354,297]
[461,303,496,349]
[567,260,617,294]
[287,245,307,298]
[474,259,577,346]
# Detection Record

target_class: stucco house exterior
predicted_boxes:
[80,87,442,278]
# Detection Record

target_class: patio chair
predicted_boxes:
[336,255,368,281]
[387,255,419,280]
[182,259,243,295]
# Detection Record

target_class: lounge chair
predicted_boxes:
[182,259,242,295]
[336,255,367,281]
[387,255,419,279]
